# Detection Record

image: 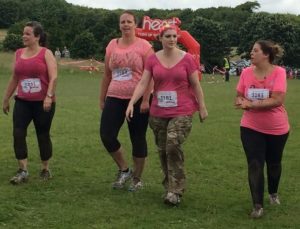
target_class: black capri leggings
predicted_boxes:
[13,97,56,161]
[240,127,289,206]
[100,96,149,158]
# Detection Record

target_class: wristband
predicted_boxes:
[47,93,54,98]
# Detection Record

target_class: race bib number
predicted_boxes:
[157,91,178,107]
[21,78,42,93]
[112,68,132,81]
[247,88,269,100]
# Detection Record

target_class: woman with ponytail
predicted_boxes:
[235,40,289,218]
[2,21,57,184]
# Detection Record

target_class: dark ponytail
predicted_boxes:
[39,32,47,47]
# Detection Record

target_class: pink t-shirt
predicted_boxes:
[14,48,50,101]
[145,53,199,118]
[106,38,152,99]
[236,66,289,135]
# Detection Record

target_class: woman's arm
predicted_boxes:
[99,53,112,110]
[2,77,18,114]
[2,53,18,114]
[189,71,208,122]
[126,70,152,120]
[140,48,155,113]
[44,49,57,111]
[235,92,245,109]
[238,92,285,110]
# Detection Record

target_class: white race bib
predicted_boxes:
[112,68,132,81]
[157,91,178,107]
[247,88,269,101]
[21,78,42,93]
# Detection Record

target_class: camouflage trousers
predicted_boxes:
[149,115,193,195]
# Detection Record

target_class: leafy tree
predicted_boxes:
[1,0,299,64]
[235,1,260,13]
[193,6,254,46]
[177,8,194,26]
[145,8,169,19]
[37,0,69,51]
[0,0,21,28]
[6,20,26,35]
[2,33,23,51]
[189,16,230,72]
[238,13,300,67]
[70,30,99,59]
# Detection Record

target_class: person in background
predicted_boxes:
[62,46,70,58]
[223,56,230,82]
[126,24,208,205]
[99,11,154,191]
[54,47,61,60]
[235,40,289,218]
[2,21,57,184]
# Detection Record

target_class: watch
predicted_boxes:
[47,93,54,98]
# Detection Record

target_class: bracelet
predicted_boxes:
[46,93,54,98]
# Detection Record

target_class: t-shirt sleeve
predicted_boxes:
[141,39,152,56]
[272,67,287,93]
[236,68,247,94]
[144,54,155,74]
[186,53,198,76]
[105,39,117,57]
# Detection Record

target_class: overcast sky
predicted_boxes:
[65,0,299,15]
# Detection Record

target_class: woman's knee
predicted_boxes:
[13,128,26,139]
[166,144,184,161]
[13,128,27,159]
[248,160,264,173]
[100,133,120,153]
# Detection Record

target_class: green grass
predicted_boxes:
[0,52,299,228]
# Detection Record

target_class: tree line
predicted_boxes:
[0,0,299,69]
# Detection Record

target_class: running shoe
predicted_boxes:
[269,193,280,205]
[10,169,29,185]
[40,169,52,180]
[112,169,132,189]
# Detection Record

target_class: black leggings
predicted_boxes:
[13,97,55,161]
[240,127,289,206]
[100,97,149,158]
[225,68,230,81]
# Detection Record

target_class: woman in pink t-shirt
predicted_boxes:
[235,40,289,218]
[2,21,57,184]
[126,25,208,206]
[99,11,154,191]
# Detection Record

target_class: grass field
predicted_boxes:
[0,52,299,228]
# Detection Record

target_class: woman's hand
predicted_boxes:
[43,97,52,112]
[2,98,10,114]
[140,100,150,113]
[126,103,134,121]
[235,96,243,107]
[199,106,208,123]
[99,99,105,110]
[235,96,252,110]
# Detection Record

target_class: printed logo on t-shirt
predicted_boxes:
[112,68,132,81]
[247,88,269,100]
[157,91,178,107]
[21,78,42,93]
